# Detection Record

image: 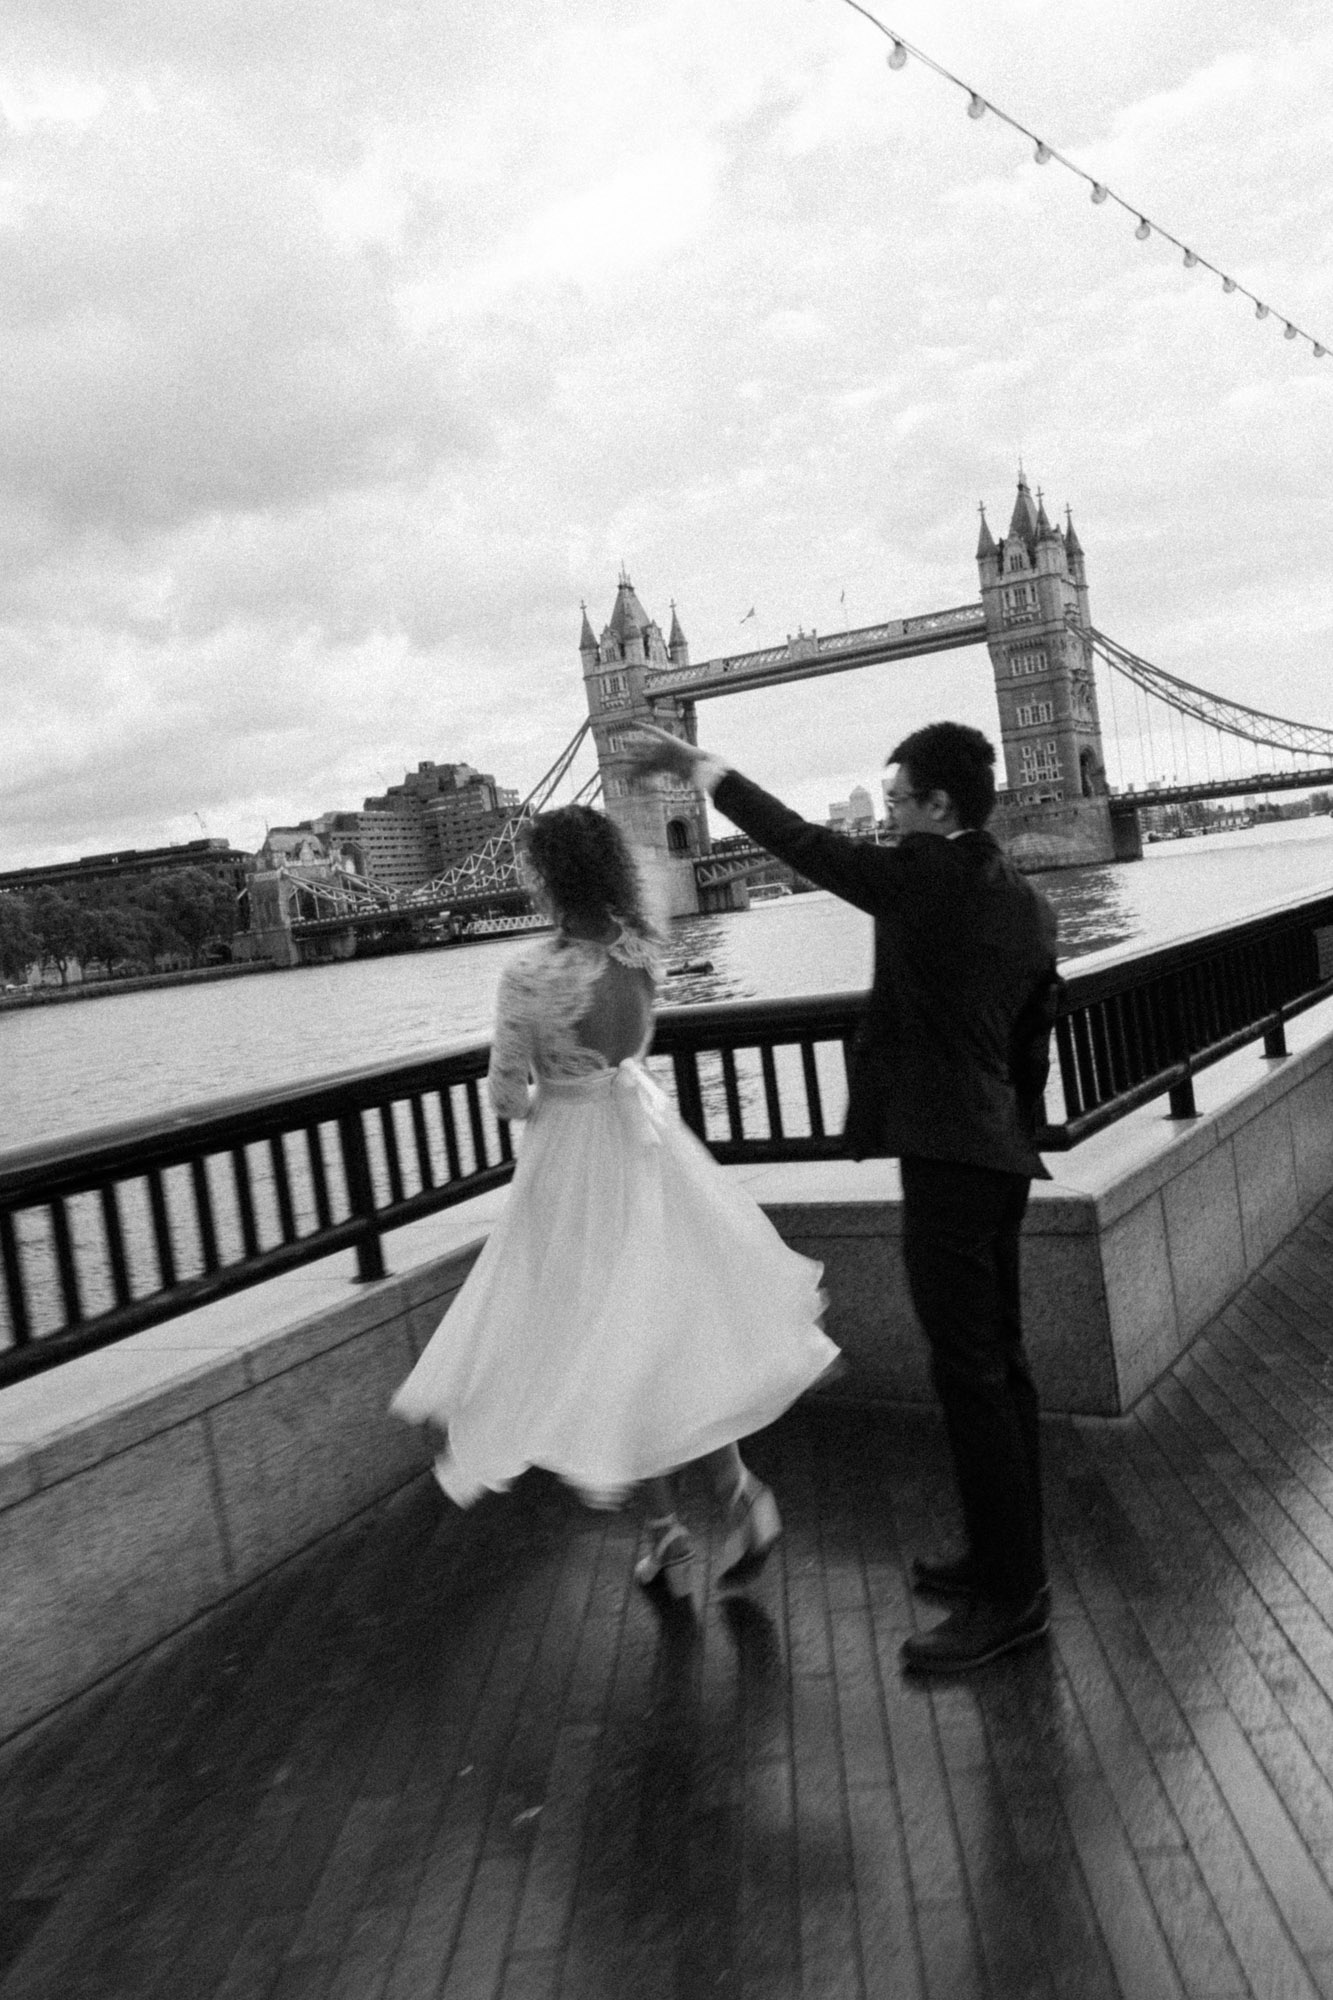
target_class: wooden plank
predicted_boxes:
[22,1254,1333,2000]
[1136,1852,1250,1999]
[1154,1744,1326,2000]
[843,1785,925,2000]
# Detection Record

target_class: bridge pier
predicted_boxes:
[990,794,1143,871]
[232,871,303,968]
[699,877,750,914]
[1112,805,1144,862]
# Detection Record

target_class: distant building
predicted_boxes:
[307,811,426,893]
[261,827,330,870]
[422,781,519,877]
[828,787,876,833]
[0,838,253,900]
[325,760,523,890]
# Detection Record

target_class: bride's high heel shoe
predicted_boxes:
[634,1519,696,1599]
[718,1473,782,1583]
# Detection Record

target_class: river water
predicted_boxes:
[5,815,1333,1153]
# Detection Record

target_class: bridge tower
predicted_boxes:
[978,471,1106,802]
[980,474,1136,866]
[580,572,711,918]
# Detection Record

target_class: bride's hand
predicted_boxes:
[626,723,706,782]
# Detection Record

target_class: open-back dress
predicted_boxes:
[390,925,837,1506]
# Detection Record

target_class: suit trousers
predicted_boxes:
[899,1155,1045,1605]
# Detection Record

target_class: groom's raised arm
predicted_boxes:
[628,725,898,917]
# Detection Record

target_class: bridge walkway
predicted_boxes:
[8,1201,1333,1996]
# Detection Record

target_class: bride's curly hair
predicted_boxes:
[519,805,662,944]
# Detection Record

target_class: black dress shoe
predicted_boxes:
[911,1553,1051,1603]
[900,1592,1050,1676]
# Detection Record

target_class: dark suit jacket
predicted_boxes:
[712,770,1060,1178]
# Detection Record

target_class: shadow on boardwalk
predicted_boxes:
[9,1201,1333,1997]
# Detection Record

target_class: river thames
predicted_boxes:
[4,814,1333,1152]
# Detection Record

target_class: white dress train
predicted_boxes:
[390,927,838,1507]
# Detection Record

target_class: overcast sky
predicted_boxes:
[2,0,1330,867]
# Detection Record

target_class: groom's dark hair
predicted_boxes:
[888,722,997,830]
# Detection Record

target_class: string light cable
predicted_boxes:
[832,0,1329,359]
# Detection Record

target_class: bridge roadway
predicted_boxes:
[1123,765,1333,810]
[290,889,530,939]
[9,1199,1333,1996]
[643,602,988,701]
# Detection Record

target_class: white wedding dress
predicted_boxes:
[390,926,838,1506]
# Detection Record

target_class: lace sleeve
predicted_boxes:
[486,964,536,1121]
[608,924,664,990]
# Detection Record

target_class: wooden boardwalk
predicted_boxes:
[9,1203,1333,1998]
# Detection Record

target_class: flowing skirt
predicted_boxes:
[390,1060,838,1505]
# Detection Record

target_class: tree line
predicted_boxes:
[0,869,243,986]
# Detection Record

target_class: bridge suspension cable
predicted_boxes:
[1080,626,1333,763]
[403,719,599,908]
[518,719,594,813]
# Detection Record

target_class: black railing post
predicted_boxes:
[338,1109,387,1282]
[1263,1017,1288,1058]
[1168,1075,1198,1119]
[1164,970,1197,1119]
[671,1052,707,1140]
[0,1207,32,1348]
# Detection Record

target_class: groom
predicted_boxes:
[631,720,1060,1674]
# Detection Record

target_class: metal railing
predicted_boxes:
[1050,893,1333,1142]
[5,891,1333,1383]
[0,1047,515,1384]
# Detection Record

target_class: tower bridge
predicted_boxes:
[243,471,1333,961]
[586,473,1121,913]
[582,473,1333,914]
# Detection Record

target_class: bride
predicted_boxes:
[391,803,838,1598]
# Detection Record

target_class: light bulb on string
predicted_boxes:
[829,7,1332,364]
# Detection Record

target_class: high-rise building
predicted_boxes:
[422,784,519,876]
[308,761,522,892]
[306,812,427,893]
[847,785,875,828]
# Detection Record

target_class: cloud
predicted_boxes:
[0,98,482,540]
[1,0,1332,868]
